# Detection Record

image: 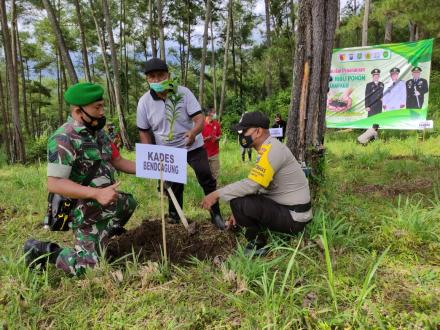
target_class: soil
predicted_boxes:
[106,219,237,264]
[351,178,433,197]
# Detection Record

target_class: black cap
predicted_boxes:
[390,67,400,73]
[143,58,169,74]
[371,68,380,74]
[412,66,422,72]
[234,111,270,132]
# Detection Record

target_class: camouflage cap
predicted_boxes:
[371,68,380,74]
[64,83,104,106]
[411,66,422,72]
[389,67,400,74]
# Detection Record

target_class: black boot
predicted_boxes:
[23,239,61,269]
[167,211,180,224]
[108,226,127,238]
[209,210,225,230]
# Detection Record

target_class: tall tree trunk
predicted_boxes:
[16,25,30,135]
[408,20,418,42]
[361,0,370,46]
[264,0,273,97]
[210,19,217,113]
[25,59,35,135]
[42,0,78,84]
[286,0,338,171]
[0,0,25,162]
[230,2,238,97]
[198,0,212,106]
[56,49,64,125]
[219,0,232,118]
[102,0,131,149]
[89,0,116,113]
[384,14,392,43]
[149,0,158,58]
[73,0,92,82]
[157,0,166,61]
[0,72,12,161]
[184,0,192,86]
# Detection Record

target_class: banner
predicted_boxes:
[326,39,433,130]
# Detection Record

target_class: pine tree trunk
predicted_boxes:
[56,49,64,125]
[25,59,35,135]
[149,0,158,58]
[264,0,272,97]
[361,0,370,46]
[102,0,132,149]
[210,19,217,113]
[219,0,232,118]
[198,0,212,106]
[184,0,192,86]
[384,14,392,43]
[0,72,12,161]
[157,0,166,61]
[16,25,30,135]
[42,0,78,84]
[0,0,25,162]
[409,21,418,42]
[230,1,238,97]
[286,0,338,173]
[73,0,92,82]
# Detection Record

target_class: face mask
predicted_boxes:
[80,107,106,131]
[239,132,253,148]
[149,79,172,93]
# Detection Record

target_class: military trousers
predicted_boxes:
[55,192,137,276]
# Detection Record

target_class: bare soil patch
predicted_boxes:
[107,219,237,264]
[351,178,433,197]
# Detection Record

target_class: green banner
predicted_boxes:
[326,39,434,130]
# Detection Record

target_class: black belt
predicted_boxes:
[288,201,311,213]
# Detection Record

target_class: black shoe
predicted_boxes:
[24,239,61,269]
[108,226,127,238]
[243,241,268,257]
[210,211,225,230]
[167,212,180,224]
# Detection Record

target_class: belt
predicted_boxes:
[288,201,311,213]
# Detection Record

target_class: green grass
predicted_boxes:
[1,134,440,328]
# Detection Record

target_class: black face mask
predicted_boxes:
[80,107,106,131]
[239,132,253,148]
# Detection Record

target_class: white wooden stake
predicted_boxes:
[160,160,167,263]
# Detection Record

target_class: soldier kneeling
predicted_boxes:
[24,83,137,276]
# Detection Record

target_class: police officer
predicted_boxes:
[137,58,224,229]
[406,67,428,109]
[382,67,406,111]
[202,111,312,256]
[24,83,138,276]
[365,69,384,117]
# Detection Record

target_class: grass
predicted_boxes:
[1,133,440,328]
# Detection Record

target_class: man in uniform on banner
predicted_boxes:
[137,58,225,229]
[364,69,384,117]
[24,82,138,276]
[201,111,312,256]
[382,67,406,111]
[406,67,428,109]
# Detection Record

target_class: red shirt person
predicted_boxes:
[202,108,222,180]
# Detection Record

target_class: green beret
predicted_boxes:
[64,82,104,106]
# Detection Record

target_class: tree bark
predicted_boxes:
[230,1,238,97]
[210,19,217,113]
[184,0,192,86]
[198,0,212,106]
[264,0,273,97]
[219,0,232,118]
[361,0,370,46]
[409,21,418,42]
[102,0,132,149]
[73,0,92,82]
[42,0,78,84]
[149,0,158,58]
[0,0,25,162]
[286,0,338,171]
[0,72,12,161]
[25,59,35,135]
[157,0,166,61]
[384,14,392,43]
[16,22,30,135]
[56,49,64,125]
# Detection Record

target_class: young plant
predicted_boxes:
[165,79,184,142]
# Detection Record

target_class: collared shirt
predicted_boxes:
[202,119,221,157]
[136,86,203,151]
[47,116,118,187]
[218,136,312,222]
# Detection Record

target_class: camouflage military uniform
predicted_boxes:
[47,117,137,276]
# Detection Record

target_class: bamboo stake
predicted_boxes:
[160,160,167,263]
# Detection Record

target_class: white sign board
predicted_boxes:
[136,143,187,184]
[417,120,434,129]
[269,128,283,137]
